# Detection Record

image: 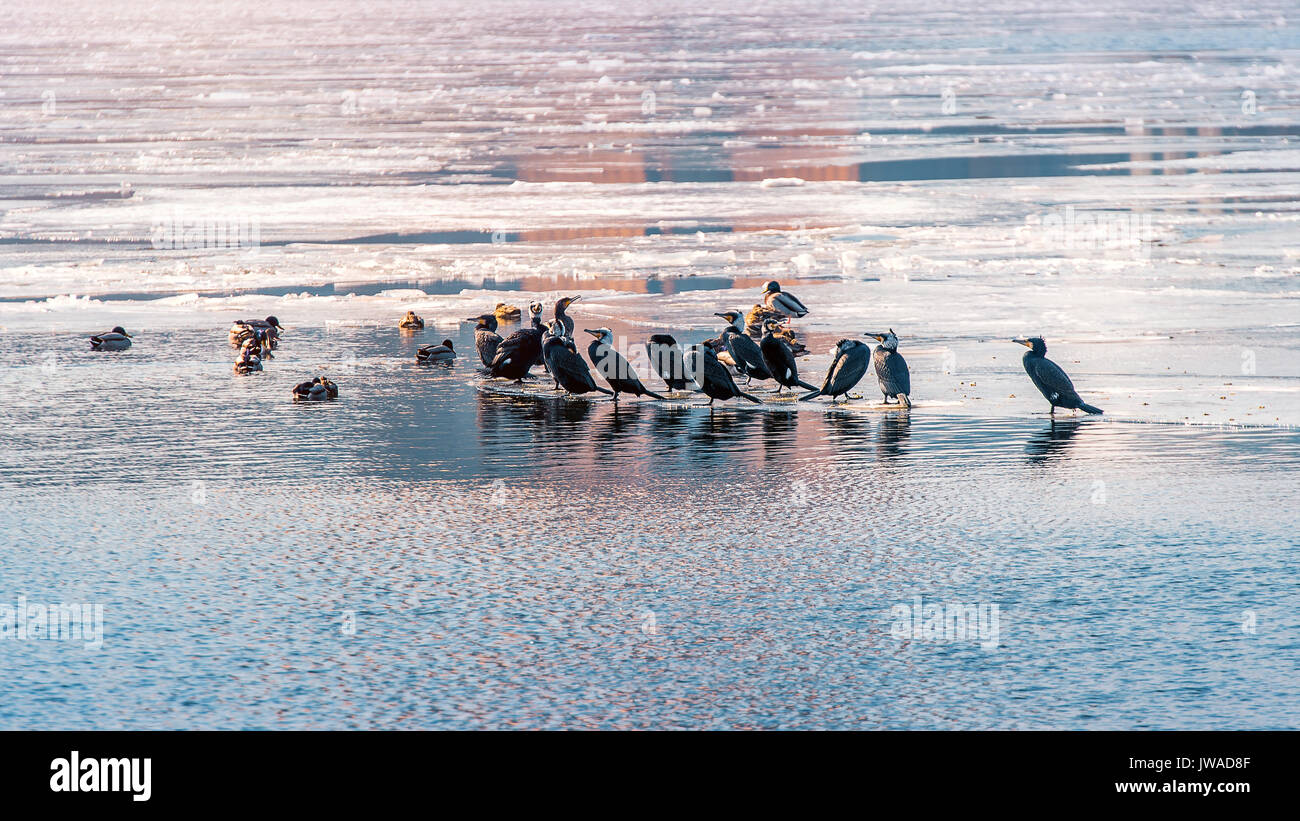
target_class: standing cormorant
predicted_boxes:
[800,339,870,402]
[90,326,133,351]
[1014,337,1103,415]
[760,320,818,394]
[553,295,581,337]
[714,310,773,383]
[761,281,809,318]
[488,302,544,380]
[645,334,691,392]
[467,313,502,367]
[685,345,761,405]
[417,339,456,362]
[868,330,911,407]
[584,328,665,401]
[542,321,612,398]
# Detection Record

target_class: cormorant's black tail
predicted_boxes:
[1078,402,1103,415]
[796,379,818,392]
[798,389,822,401]
[898,394,912,408]
[738,391,762,404]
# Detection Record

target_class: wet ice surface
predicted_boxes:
[1,0,1299,728]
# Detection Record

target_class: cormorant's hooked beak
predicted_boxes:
[583,328,602,338]
[1012,337,1032,347]
[864,332,885,342]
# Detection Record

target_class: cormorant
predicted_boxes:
[645,334,691,392]
[584,327,665,401]
[684,345,761,405]
[417,339,456,362]
[542,321,611,398]
[553,295,581,337]
[800,339,870,402]
[487,302,544,380]
[89,326,132,351]
[467,313,502,367]
[761,281,808,318]
[399,311,425,330]
[1014,337,1103,415]
[868,330,911,407]
[714,310,773,383]
[760,320,817,394]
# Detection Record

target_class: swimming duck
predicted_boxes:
[229,316,283,347]
[494,302,522,322]
[291,376,338,401]
[89,327,132,351]
[233,345,263,374]
[399,311,425,330]
[417,339,456,363]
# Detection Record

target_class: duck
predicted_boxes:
[761,281,809,318]
[233,345,263,374]
[416,339,456,363]
[292,376,338,401]
[89,327,132,351]
[494,302,522,322]
[745,303,786,336]
[399,311,425,330]
[228,316,283,347]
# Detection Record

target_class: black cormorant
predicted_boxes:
[714,310,773,383]
[761,281,808,318]
[685,345,761,405]
[467,313,502,367]
[868,330,911,407]
[553,295,581,337]
[584,327,665,401]
[760,320,817,394]
[90,326,133,351]
[1014,337,1103,415]
[800,339,870,402]
[542,322,611,397]
[488,303,544,380]
[645,334,691,392]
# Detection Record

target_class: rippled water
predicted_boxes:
[1,323,1297,729]
[3,0,1300,729]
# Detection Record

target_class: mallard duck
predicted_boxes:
[744,304,785,336]
[291,376,338,401]
[233,326,274,358]
[494,302,522,322]
[233,346,263,374]
[399,311,425,330]
[761,280,809,318]
[416,339,456,362]
[90,327,132,351]
[229,316,283,347]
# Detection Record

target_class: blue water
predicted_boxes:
[1,324,1296,729]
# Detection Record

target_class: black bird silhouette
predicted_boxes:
[801,339,870,402]
[584,328,664,401]
[645,333,691,392]
[759,320,817,394]
[1014,337,1103,415]
[867,330,911,407]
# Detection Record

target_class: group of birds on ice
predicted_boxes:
[86,279,1103,415]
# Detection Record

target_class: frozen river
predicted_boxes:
[0,0,1297,729]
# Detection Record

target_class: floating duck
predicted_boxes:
[89,327,132,351]
[494,302,522,322]
[416,339,456,362]
[233,345,263,374]
[399,311,425,330]
[229,316,283,347]
[292,376,338,401]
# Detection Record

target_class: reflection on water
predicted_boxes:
[2,323,1299,729]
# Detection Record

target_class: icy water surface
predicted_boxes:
[1,0,1299,728]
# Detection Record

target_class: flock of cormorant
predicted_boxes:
[86,279,1105,415]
